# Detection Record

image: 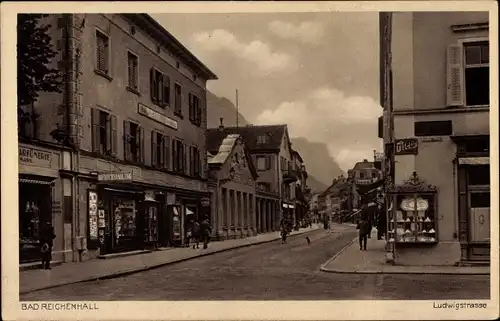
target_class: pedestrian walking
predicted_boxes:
[39,219,56,270]
[199,218,212,249]
[191,220,201,249]
[280,225,288,244]
[356,216,370,251]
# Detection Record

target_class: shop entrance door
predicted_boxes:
[465,164,490,261]
[111,196,140,253]
[19,182,52,264]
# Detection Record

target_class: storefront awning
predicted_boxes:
[19,178,54,185]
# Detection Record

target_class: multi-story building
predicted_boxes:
[18,14,217,265]
[207,122,300,232]
[207,134,259,240]
[346,160,383,211]
[317,176,348,221]
[380,12,490,265]
[291,149,309,226]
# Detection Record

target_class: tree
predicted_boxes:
[17,14,62,111]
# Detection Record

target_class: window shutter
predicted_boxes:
[188,93,193,121]
[151,130,158,167]
[266,155,271,170]
[446,44,464,107]
[123,121,131,161]
[164,136,170,170]
[91,108,100,153]
[163,76,170,106]
[138,126,145,164]
[196,99,201,125]
[183,143,188,174]
[158,135,165,167]
[150,68,155,103]
[110,114,117,157]
[158,73,164,106]
[172,140,178,172]
[196,148,201,176]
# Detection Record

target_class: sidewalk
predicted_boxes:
[20,225,321,294]
[320,230,490,275]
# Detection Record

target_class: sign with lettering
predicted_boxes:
[421,137,443,143]
[394,138,418,155]
[88,191,98,240]
[19,146,52,167]
[138,103,178,130]
[97,172,133,182]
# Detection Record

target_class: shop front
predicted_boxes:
[18,143,63,265]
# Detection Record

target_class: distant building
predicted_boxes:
[207,122,300,232]
[317,176,349,221]
[380,12,490,265]
[346,159,383,211]
[207,134,259,240]
[291,149,309,225]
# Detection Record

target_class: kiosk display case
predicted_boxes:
[387,172,438,244]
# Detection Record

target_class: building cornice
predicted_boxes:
[451,22,489,33]
[392,106,489,116]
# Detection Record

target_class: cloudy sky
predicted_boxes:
[153,12,383,171]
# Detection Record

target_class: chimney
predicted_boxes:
[363,159,368,162]
[219,117,224,129]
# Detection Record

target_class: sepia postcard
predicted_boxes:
[1,1,498,320]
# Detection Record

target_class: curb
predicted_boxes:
[21,228,320,295]
[319,237,490,276]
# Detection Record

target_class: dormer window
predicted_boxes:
[257,135,269,144]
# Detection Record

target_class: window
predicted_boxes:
[447,40,489,107]
[414,120,453,136]
[189,93,202,126]
[96,30,109,74]
[91,108,117,157]
[189,146,201,177]
[151,131,170,169]
[172,139,186,174]
[127,52,138,90]
[150,68,170,107]
[124,121,144,163]
[256,155,270,171]
[257,135,269,144]
[359,172,365,179]
[464,41,489,106]
[257,182,271,192]
[174,83,182,116]
[467,165,490,186]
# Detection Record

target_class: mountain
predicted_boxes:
[207,91,249,128]
[305,175,328,194]
[206,91,342,193]
[290,137,344,191]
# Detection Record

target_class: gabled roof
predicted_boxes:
[319,178,347,197]
[352,160,376,171]
[207,125,288,154]
[207,134,258,179]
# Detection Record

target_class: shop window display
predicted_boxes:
[387,172,438,244]
[112,198,137,246]
[20,200,41,248]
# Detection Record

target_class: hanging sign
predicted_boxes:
[394,138,418,155]
[88,191,98,240]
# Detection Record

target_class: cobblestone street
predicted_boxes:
[21,229,490,301]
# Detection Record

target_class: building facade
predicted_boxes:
[206,123,299,232]
[20,14,217,264]
[317,176,348,222]
[207,134,258,240]
[346,160,383,212]
[380,12,491,265]
[291,149,309,226]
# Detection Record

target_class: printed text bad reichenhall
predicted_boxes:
[433,302,487,310]
[21,302,99,311]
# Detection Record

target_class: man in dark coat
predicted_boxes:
[39,220,56,269]
[199,218,212,249]
[356,216,370,251]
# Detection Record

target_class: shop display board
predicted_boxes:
[88,191,98,241]
[387,172,438,244]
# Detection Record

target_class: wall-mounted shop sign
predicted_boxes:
[138,103,178,130]
[166,193,176,205]
[88,191,98,240]
[97,172,133,182]
[394,138,418,155]
[19,146,52,167]
[421,137,443,143]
